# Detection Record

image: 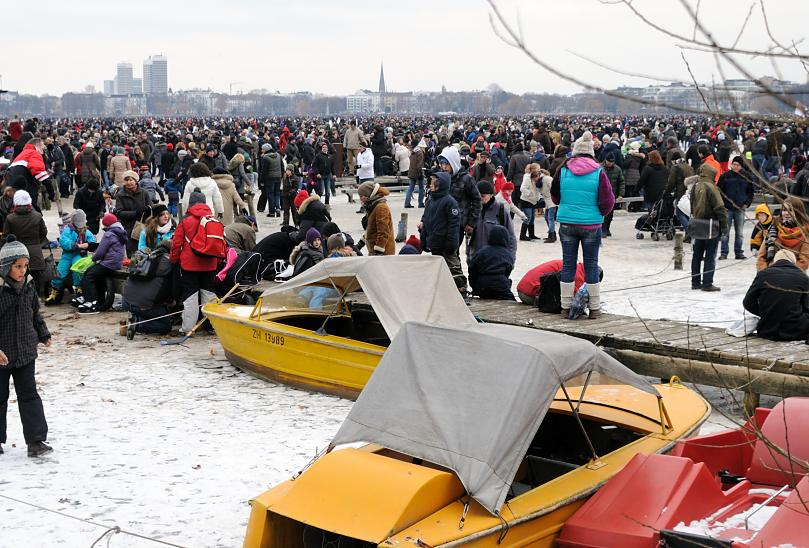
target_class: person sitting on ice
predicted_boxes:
[743,249,809,341]
[468,225,515,301]
[398,235,422,255]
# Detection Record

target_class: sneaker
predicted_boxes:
[701,285,721,292]
[718,254,728,260]
[27,441,53,458]
[78,301,100,315]
[692,285,701,290]
[70,295,85,307]
[126,315,137,340]
[735,253,747,260]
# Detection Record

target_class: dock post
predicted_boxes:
[674,233,684,270]
[396,212,408,243]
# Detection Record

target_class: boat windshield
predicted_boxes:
[259,284,345,314]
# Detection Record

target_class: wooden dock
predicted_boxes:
[468,300,809,409]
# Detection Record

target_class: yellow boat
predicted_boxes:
[244,322,710,547]
[204,256,477,399]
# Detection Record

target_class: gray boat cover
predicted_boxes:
[260,256,477,336]
[331,321,660,515]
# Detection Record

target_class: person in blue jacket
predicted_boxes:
[45,209,97,305]
[469,225,515,300]
[420,172,463,292]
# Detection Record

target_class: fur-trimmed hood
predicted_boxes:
[297,193,320,214]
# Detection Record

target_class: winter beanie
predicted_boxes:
[13,190,32,207]
[357,181,379,200]
[774,249,797,264]
[731,155,745,166]
[326,233,346,253]
[101,213,118,227]
[477,180,495,196]
[305,227,322,246]
[188,187,207,207]
[572,131,595,157]
[405,234,421,252]
[0,235,30,277]
[122,170,139,181]
[71,209,87,229]
[294,190,309,209]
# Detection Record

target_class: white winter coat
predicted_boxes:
[394,144,411,174]
[519,173,542,205]
[356,149,375,180]
[181,176,225,216]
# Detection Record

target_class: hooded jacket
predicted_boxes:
[224,217,256,252]
[80,147,101,183]
[7,144,50,210]
[170,203,219,272]
[228,153,248,194]
[439,146,482,232]
[213,173,247,226]
[109,153,132,186]
[254,230,298,278]
[73,185,105,223]
[2,207,48,272]
[181,176,224,216]
[517,259,586,299]
[421,172,460,253]
[744,259,809,341]
[552,156,615,226]
[468,195,516,264]
[468,225,515,300]
[690,164,728,234]
[750,203,773,251]
[363,186,395,255]
[93,222,127,270]
[636,163,669,204]
[259,151,284,182]
[297,194,331,240]
[138,171,165,203]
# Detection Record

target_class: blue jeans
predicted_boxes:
[545,206,557,234]
[559,224,602,284]
[521,206,535,226]
[691,237,719,288]
[405,177,424,207]
[752,154,765,173]
[267,178,281,212]
[675,207,689,230]
[720,209,745,257]
[318,175,332,204]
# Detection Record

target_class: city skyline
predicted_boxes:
[2,1,807,98]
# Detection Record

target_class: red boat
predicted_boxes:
[558,398,809,547]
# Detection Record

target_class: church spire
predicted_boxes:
[378,61,386,94]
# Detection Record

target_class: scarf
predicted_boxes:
[775,222,805,249]
[157,222,173,234]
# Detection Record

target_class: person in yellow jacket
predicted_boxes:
[749,203,773,253]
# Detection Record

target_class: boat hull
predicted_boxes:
[204,303,384,400]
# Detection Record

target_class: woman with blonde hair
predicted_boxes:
[758,196,809,272]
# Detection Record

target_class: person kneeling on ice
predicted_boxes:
[0,235,53,457]
[516,260,586,307]
[743,249,809,342]
[122,239,175,338]
[46,209,97,306]
[77,213,127,314]
[468,225,515,301]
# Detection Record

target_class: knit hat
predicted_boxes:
[151,204,169,219]
[629,141,641,151]
[605,152,617,162]
[326,233,346,253]
[188,187,207,207]
[357,181,379,199]
[177,149,188,158]
[101,213,118,227]
[572,131,595,157]
[306,227,322,246]
[405,234,421,252]
[0,235,29,277]
[398,244,420,255]
[166,143,174,151]
[731,155,745,166]
[122,170,139,181]
[85,142,94,148]
[13,190,32,207]
[501,181,515,192]
[261,143,272,153]
[774,249,797,264]
[71,209,87,229]
[477,180,495,196]
[294,190,309,209]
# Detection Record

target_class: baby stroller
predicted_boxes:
[635,194,680,241]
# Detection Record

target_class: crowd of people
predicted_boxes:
[1,112,809,457]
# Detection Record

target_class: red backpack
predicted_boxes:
[186,215,227,258]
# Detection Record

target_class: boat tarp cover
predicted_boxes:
[260,256,477,336]
[331,321,660,516]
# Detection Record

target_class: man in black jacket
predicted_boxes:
[420,172,463,293]
[743,249,809,341]
[312,143,334,205]
[258,144,284,216]
[717,156,754,260]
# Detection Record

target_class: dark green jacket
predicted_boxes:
[602,164,625,198]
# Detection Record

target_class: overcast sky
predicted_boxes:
[4,0,807,96]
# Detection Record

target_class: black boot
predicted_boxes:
[544,232,557,243]
[528,225,540,240]
[27,441,53,458]
[519,225,531,241]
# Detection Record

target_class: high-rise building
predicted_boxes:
[143,55,168,95]
[103,80,114,96]
[132,78,143,95]
[116,62,133,96]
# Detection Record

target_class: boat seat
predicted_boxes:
[745,398,809,487]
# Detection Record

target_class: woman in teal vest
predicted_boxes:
[550,131,615,319]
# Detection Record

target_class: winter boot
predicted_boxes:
[588,283,602,319]
[78,301,100,315]
[544,232,557,243]
[27,441,53,458]
[519,225,531,241]
[528,225,540,240]
[44,287,63,306]
[560,282,575,320]
[70,288,85,307]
